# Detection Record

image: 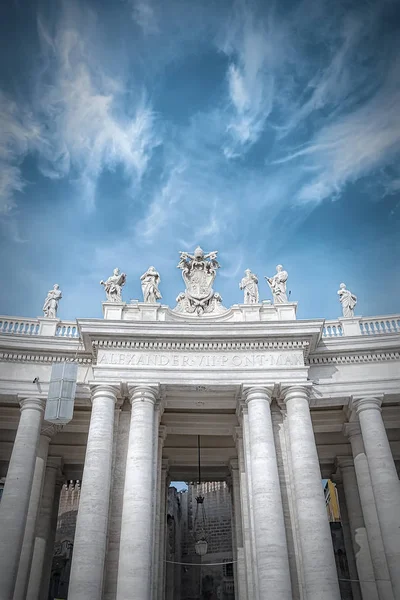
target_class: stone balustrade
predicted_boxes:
[1,313,399,339]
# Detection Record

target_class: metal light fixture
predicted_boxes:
[193,435,208,556]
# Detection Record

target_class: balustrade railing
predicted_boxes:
[0,317,39,336]
[359,317,400,335]
[322,321,343,338]
[0,314,399,339]
[0,317,79,338]
[321,315,400,337]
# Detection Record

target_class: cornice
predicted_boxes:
[0,350,92,364]
[308,351,400,365]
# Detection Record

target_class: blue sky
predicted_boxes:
[0,0,399,321]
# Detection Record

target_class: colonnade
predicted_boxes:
[0,386,399,600]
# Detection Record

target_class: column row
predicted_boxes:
[236,385,342,600]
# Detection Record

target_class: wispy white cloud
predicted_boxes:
[130,0,159,35]
[274,58,400,204]
[33,5,159,211]
[219,1,279,156]
[0,93,41,214]
[0,1,159,213]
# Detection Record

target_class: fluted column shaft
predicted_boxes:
[68,385,118,600]
[352,397,400,598]
[245,386,292,599]
[344,423,394,600]
[235,428,254,599]
[338,458,379,600]
[333,476,362,600]
[242,408,259,599]
[0,396,45,600]
[230,459,247,600]
[14,425,60,600]
[27,458,63,600]
[153,426,167,600]
[283,385,341,600]
[116,385,158,600]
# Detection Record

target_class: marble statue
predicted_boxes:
[100,268,126,303]
[239,269,259,304]
[42,284,62,318]
[265,265,288,304]
[337,283,357,318]
[140,266,162,303]
[174,246,226,315]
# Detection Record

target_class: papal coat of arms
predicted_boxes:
[174,247,226,315]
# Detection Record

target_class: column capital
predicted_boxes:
[127,384,160,405]
[350,396,383,415]
[41,421,63,440]
[229,458,239,472]
[158,424,167,443]
[242,385,273,405]
[280,384,311,404]
[90,384,120,403]
[342,422,361,439]
[19,397,46,412]
[46,456,63,472]
[336,456,354,471]
[233,426,243,444]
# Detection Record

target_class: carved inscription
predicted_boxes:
[97,350,304,369]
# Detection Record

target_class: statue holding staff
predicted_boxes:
[141,266,162,303]
[265,265,288,304]
[337,283,357,318]
[100,268,126,302]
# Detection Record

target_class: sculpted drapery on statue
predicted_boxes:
[141,266,162,303]
[174,246,226,315]
[43,284,62,318]
[239,269,259,304]
[100,268,126,302]
[265,265,288,304]
[338,283,357,318]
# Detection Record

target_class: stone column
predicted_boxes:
[116,385,158,600]
[244,386,292,599]
[344,423,394,600]
[13,424,61,600]
[230,459,247,600]
[153,425,167,600]
[333,475,362,600]
[337,458,379,600]
[158,461,169,600]
[352,397,400,598]
[241,408,259,600]
[0,396,45,600]
[27,461,63,600]
[282,385,341,600]
[235,427,254,599]
[68,384,118,600]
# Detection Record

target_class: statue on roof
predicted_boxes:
[240,269,259,304]
[43,284,62,318]
[141,266,162,303]
[174,246,225,315]
[100,268,126,302]
[337,283,357,318]
[265,265,288,304]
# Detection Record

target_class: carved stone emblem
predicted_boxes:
[174,246,226,315]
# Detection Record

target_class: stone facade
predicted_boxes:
[0,301,399,600]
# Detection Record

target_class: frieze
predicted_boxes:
[96,349,305,369]
[93,339,309,351]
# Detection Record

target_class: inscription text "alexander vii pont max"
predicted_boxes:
[96,350,304,369]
